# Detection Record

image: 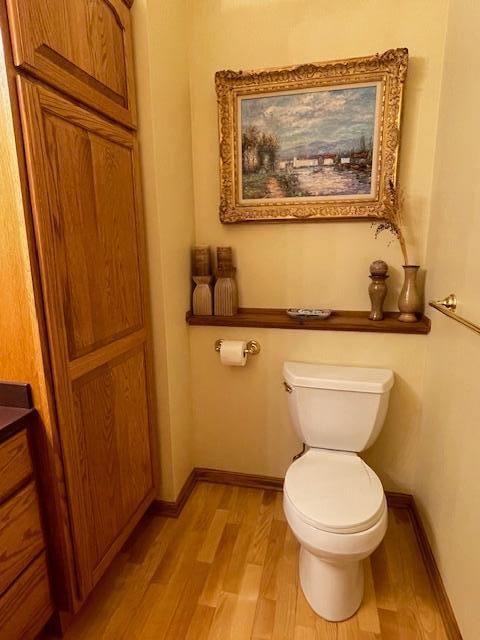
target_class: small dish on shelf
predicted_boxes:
[286,308,332,320]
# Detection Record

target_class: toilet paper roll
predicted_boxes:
[219,340,247,367]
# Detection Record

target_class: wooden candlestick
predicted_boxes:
[368,260,389,321]
[216,246,233,274]
[193,245,211,276]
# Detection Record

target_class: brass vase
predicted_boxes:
[398,265,420,322]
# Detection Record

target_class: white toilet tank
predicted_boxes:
[283,362,394,452]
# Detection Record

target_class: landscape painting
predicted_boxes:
[239,84,380,202]
[216,49,408,222]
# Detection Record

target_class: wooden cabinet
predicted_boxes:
[0,403,54,640]
[0,431,33,503]
[0,482,45,593]
[0,553,53,640]
[5,0,137,128]
[0,0,156,624]
[18,79,154,598]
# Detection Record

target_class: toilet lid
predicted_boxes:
[284,449,385,534]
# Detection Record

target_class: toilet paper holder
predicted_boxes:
[214,339,261,356]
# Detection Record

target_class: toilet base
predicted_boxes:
[299,546,364,622]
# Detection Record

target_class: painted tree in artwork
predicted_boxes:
[259,132,279,171]
[242,126,279,173]
[242,126,260,173]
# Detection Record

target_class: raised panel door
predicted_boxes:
[72,349,152,573]
[6,0,137,128]
[17,78,155,598]
[41,112,143,358]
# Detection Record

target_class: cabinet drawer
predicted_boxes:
[0,482,45,594]
[5,0,137,128]
[0,430,33,503]
[0,552,53,640]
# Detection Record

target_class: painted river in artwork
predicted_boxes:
[293,166,371,197]
[241,166,373,200]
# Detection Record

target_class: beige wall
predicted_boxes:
[415,2,480,637]
[191,327,426,490]
[187,0,449,492]
[132,0,195,500]
[132,0,479,632]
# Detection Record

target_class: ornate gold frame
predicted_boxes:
[215,48,408,223]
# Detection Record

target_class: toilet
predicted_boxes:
[282,361,394,622]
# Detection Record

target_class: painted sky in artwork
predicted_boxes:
[240,84,378,160]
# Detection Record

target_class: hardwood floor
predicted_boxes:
[43,482,448,639]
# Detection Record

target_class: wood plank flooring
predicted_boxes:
[42,482,448,639]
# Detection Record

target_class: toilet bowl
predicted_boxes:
[284,448,387,621]
[282,362,394,621]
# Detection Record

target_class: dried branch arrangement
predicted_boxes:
[372,181,409,265]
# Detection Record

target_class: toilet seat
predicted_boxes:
[284,449,385,534]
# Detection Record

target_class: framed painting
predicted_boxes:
[215,48,408,223]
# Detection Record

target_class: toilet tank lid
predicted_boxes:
[283,362,394,393]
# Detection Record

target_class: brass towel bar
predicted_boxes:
[429,294,480,336]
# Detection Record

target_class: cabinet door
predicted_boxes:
[17,78,154,598]
[6,0,137,128]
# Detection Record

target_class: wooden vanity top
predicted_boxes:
[0,382,34,444]
[0,407,35,445]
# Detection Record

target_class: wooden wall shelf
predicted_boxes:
[186,308,431,335]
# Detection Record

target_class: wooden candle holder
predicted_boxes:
[193,245,212,276]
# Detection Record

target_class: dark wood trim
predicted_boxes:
[149,469,282,517]
[150,467,461,637]
[384,491,461,637]
[0,381,32,408]
[408,500,463,640]
[149,469,197,518]
[186,308,431,335]
[385,490,413,509]
[195,467,284,491]
[149,499,178,519]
